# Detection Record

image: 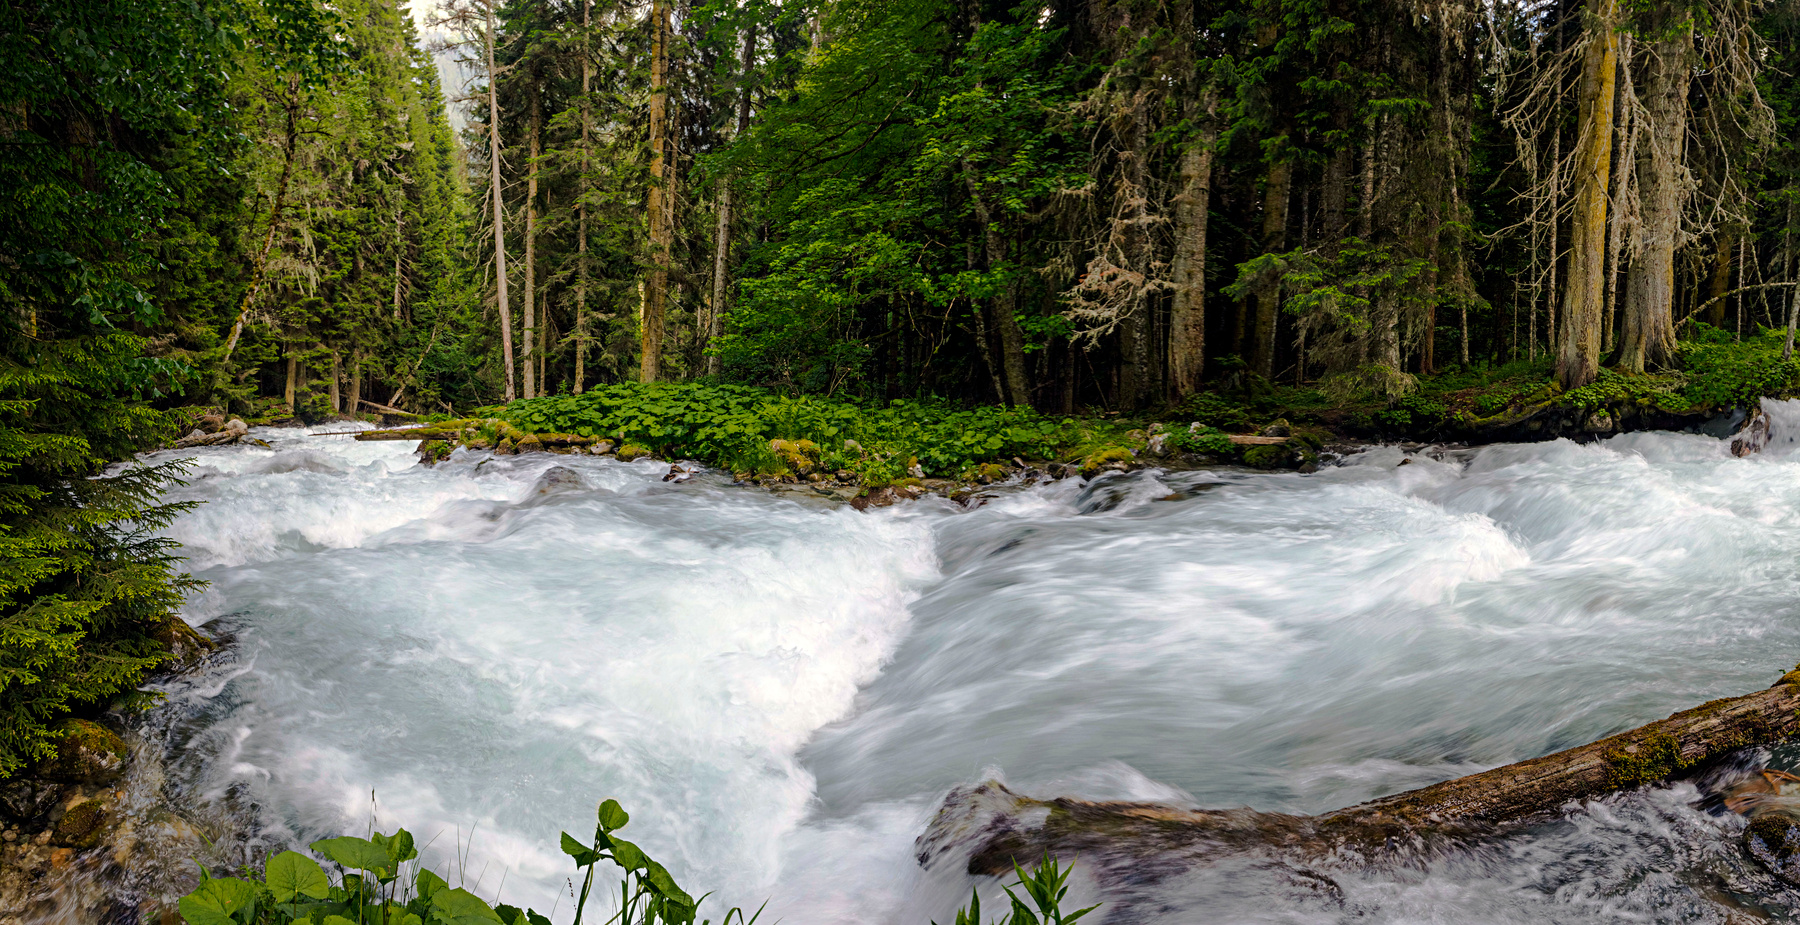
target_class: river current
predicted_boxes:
[135,418,1800,923]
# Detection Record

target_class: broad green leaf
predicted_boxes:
[323,916,361,925]
[607,836,647,871]
[265,850,331,902]
[178,877,259,925]
[597,799,629,832]
[312,835,394,874]
[560,831,600,867]
[416,867,449,903]
[374,828,418,864]
[431,887,505,925]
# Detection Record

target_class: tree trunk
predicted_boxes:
[1604,35,1635,355]
[1620,18,1690,372]
[393,208,405,320]
[963,162,1030,407]
[1252,159,1292,380]
[947,669,1800,877]
[640,0,673,383]
[284,352,300,413]
[329,350,341,415]
[1556,0,1620,390]
[347,353,361,421]
[706,26,755,378]
[522,80,541,399]
[575,0,592,394]
[486,0,515,402]
[1708,232,1736,327]
[1169,92,1218,400]
[222,77,301,364]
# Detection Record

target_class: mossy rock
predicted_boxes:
[39,720,126,785]
[418,440,453,466]
[1079,447,1135,477]
[515,434,544,454]
[616,443,653,462]
[52,796,110,850]
[974,462,1009,484]
[770,438,822,475]
[151,616,214,673]
[1242,444,1295,469]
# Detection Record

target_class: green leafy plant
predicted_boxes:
[933,854,1099,925]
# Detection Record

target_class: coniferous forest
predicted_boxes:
[24,0,1800,919]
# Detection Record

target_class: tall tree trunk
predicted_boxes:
[963,162,1030,407]
[1252,159,1292,380]
[330,350,341,415]
[523,80,540,399]
[392,208,404,319]
[285,352,300,413]
[708,25,756,378]
[640,0,672,383]
[575,0,592,393]
[485,0,515,401]
[1603,36,1635,354]
[1707,232,1736,327]
[223,78,301,364]
[1169,92,1218,400]
[1556,0,1620,390]
[1621,16,1690,372]
[347,353,361,420]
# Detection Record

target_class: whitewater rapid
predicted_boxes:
[139,422,1800,922]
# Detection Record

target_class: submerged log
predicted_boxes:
[932,668,1800,876]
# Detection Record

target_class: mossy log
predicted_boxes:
[943,670,1800,875]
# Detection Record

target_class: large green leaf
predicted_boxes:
[560,831,601,867]
[373,828,418,864]
[597,798,629,832]
[265,850,331,903]
[430,887,505,925]
[177,877,259,925]
[607,836,647,872]
[312,835,395,875]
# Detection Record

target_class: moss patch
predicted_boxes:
[52,797,109,849]
[1602,729,1687,790]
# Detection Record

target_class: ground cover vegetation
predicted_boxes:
[176,797,1091,925]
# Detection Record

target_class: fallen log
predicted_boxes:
[928,668,1800,877]
[1226,434,1290,446]
[357,398,419,417]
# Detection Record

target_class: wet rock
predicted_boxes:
[416,440,452,466]
[908,462,926,479]
[835,469,856,483]
[590,440,616,455]
[152,618,215,674]
[532,467,586,495]
[616,443,652,462]
[51,796,110,850]
[1731,406,1770,457]
[1146,433,1171,457]
[0,779,66,823]
[1583,410,1615,433]
[224,419,248,436]
[663,465,695,483]
[37,721,126,785]
[515,434,545,454]
[1260,420,1292,438]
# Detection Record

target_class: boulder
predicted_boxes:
[37,720,126,785]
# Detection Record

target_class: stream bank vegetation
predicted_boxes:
[176,797,1092,925]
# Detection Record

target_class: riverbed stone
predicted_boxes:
[51,796,110,850]
[37,721,126,785]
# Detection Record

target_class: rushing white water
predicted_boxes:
[139,423,1800,923]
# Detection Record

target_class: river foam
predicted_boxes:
[149,424,1800,922]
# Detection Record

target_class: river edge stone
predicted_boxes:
[0,623,249,925]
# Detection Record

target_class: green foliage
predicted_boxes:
[1165,426,1236,455]
[496,382,1087,480]
[178,799,754,925]
[934,854,1099,925]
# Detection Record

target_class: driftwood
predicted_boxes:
[357,398,418,417]
[931,669,1800,877]
[1226,434,1291,446]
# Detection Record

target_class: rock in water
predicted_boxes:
[531,466,585,496]
[1732,406,1771,456]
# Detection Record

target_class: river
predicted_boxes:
[134,418,1800,923]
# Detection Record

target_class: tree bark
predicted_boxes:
[640,0,673,383]
[329,350,341,414]
[523,78,541,400]
[947,669,1800,876]
[707,26,756,378]
[1169,93,1218,400]
[1252,159,1293,380]
[575,0,592,393]
[1707,232,1736,328]
[222,76,302,364]
[284,352,300,413]
[1620,17,1690,372]
[1556,0,1620,390]
[963,161,1030,407]
[486,0,516,402]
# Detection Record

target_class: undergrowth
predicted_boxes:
[178,798,1093,925]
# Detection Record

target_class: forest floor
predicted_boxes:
[194,325,1800,493]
